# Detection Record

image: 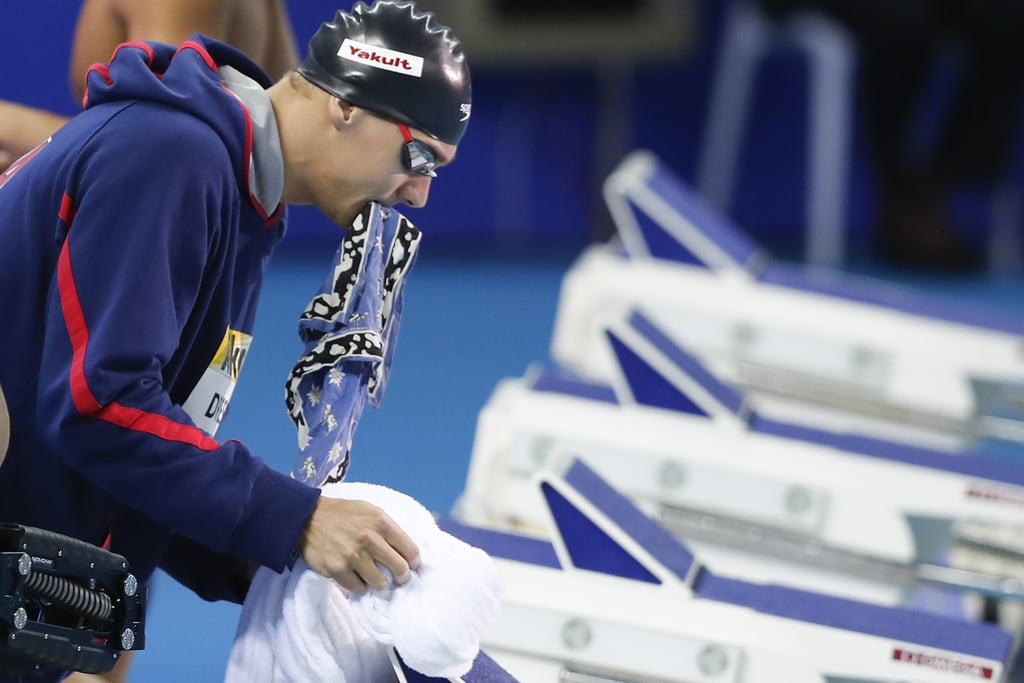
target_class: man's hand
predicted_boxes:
[297,496,421,595]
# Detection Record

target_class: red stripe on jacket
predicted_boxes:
[56,192,219,451]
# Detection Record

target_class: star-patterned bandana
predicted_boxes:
[284,203,421,486]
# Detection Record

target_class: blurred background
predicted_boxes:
[4,0,1024,679]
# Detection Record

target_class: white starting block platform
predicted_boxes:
[457,307,1024,607]
[550,149,1024,453]
[444,457,1015,682]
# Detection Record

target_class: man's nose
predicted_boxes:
[397,175,431,208]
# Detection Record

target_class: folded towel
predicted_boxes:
[326,482,504,679]
[224,561,394,683]
[224,560,286,682]
[275,559,396,683]
[224,482,503,682]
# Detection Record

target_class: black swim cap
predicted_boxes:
[298,1,472,145]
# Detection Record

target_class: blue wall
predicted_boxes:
[1,0,845,257]
[2,0,1015,266]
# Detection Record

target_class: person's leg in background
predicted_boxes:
[917,0,1024,269]
[757,0,985,269]
[843,0,977,270]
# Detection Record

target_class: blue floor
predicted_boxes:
[125,240,1024,682]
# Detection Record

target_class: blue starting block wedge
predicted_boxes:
[603,149,768,274]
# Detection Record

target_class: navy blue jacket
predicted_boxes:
[0,36,319,612]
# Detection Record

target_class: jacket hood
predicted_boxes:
[83,35,277,216]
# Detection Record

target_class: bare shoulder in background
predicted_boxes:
[0,0,299,171]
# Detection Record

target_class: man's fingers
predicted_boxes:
[369,539,412,586]
[381,525,421,573]
[298,496,423,591]
[346,535,410,591]
[355,501,420,578]
[337,567,368,596]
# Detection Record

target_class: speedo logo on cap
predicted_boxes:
[339,38,423,77]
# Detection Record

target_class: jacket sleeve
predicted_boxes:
[160,533,258,604]
[36,114,318,572]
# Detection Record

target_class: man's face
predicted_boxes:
[315,106,458,227]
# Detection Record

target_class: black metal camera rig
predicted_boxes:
[0,524,145,675]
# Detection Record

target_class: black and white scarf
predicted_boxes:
[284,203,421,486]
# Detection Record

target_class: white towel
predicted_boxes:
[224,561,393,683]
[224,482,503,682]
[330,482,504,679]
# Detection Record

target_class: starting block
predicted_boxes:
[550,149,1024,453]
[445,457,1014,682]
[457,307,1024,607]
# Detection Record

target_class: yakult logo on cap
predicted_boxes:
[339,38,423,77]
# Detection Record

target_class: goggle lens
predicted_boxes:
[398,124,437,177]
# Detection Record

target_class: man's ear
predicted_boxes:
[328,98,355,131]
